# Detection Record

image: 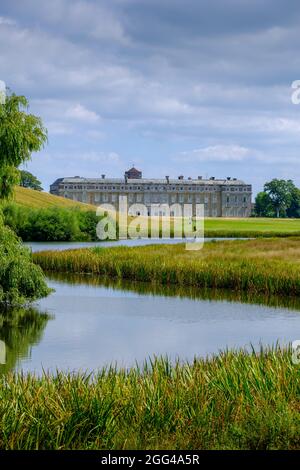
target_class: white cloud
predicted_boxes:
[0,16,16,26]
[65,104,100,122]
[178,145,251,162]
[46,121,74,135]
[80,151,120,163]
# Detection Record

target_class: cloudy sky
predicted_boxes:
[1,0,300,195]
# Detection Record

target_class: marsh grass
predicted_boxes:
[34,238,300,296]
[0,347,299,450]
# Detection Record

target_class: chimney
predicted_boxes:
[101,174,105,179]
[166,176,169,183]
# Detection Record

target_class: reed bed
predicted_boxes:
[34,238,300,296]
[0,347,299,450]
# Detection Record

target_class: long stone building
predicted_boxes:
[50,167,252,217]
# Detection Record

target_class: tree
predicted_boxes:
[264,179,295,218]
[286,187,300,218]
[254,192,275,217]
[20,170,43,191]
[0,89,50,304]
[0,91,47,199]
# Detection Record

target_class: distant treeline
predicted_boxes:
[2,204,100,242]
[255,179,300,218]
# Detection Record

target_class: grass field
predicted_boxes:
[0,347,298,450]
[10,186,95,211]
[6,187,300,237]
[34,237,300,297]
[204,217,300,236]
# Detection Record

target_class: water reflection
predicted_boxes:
[1,273,300,375]
[47,271,300,312]
[0,305,52,374]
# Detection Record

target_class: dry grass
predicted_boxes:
[11,186,95,211]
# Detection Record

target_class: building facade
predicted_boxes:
[50,167,252,217]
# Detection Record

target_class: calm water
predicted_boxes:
[24,238,246,253]
[0,273,300,375]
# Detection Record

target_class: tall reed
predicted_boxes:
[0,346,299,450]
[34,238,300,296]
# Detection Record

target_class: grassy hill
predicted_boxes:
[11,186,96,211]
[6,187,300,237]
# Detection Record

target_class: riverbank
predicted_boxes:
[34,238,300,296]
[0,347,298,450]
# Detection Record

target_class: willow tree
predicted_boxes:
[0,89,51,304]
[0,92,47,198]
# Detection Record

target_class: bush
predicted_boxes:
[0,215,51,304]
[2,204,100,242]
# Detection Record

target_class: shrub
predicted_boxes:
[0,215,51,304]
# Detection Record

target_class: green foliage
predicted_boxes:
[0,347,299,449]
[0,215,51,304]
[2,204,100,241]
[255,179,300,218]
[19,170,43,191]
[286,187,300,218]
[0,89,50,305]
[254,192,275,217]
[0,92,47,199]
[264,179,295,218]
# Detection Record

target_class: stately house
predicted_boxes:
[50,167,252,217]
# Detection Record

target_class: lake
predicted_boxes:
[24,237,249,252]
[0,273,299,375]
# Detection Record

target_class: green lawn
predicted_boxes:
[204,217,300,234]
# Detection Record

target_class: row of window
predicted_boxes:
[63,185,250,192]
[82,193,249,204]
